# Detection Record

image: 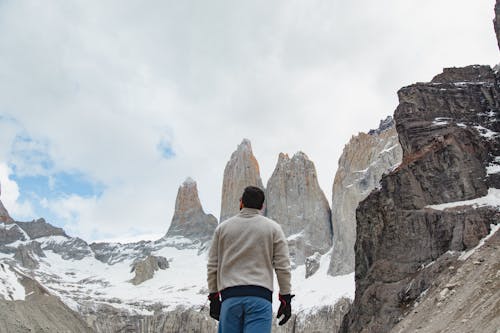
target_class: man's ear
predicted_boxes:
[239,199,243,210]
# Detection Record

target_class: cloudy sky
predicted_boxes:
[0,0,498,241]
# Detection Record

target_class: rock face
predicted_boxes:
[14,242,45,269]
[266,152,332,265]
[16,218,67,239]
[220,139,264,222]
[0,199,13,224]
[131,255,169,285]
[340,65,500,333]
[165,178,218,242]
[328,117,402,276]
[390,230,500,333]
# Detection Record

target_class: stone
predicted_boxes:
[266,152,332,265]
[305,252,321,278]
[165,178,218,242]
[131,255,169,285]
[220,139,264,222]
[328,116,402,276]
[340,65,500,333]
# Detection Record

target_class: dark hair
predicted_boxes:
[241,186,265,209]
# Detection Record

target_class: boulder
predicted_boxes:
[305,252,321,278]
[131,255,169,285]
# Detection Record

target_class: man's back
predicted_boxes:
[208,208,291,294]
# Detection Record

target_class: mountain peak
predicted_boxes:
[165,179,217,241]
[220,139,263,222]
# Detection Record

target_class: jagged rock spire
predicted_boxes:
[328,117,402,276]
[165,178,217,241]
[266,151,332,265]
[220,139,264,222]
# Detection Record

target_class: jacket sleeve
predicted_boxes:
[207,227,220,293]
[273,226,291,294]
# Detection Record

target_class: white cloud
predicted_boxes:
[0,163,35,220]
[0,0,498,241]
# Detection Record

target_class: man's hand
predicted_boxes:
[277,294,295,325]
[208,292,221,320]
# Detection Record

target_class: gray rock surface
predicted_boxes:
[16,218,67,239]
[390,229,500,333]
[43,236,93,260]
[81,303,217,333]
[328,117,402,276]
[266,152,332,265]
[14,242,45,269]
[220,139,264,222]
[0,264,93,333]
[130,255,169,285]
[0,223,28,246]
[340,65,500,333]
[165,178,218,242]
[268,298,352,333]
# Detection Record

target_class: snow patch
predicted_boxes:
[431,117,451,127]
[426,188,500,211]
[283,249,354,314]
[487,164,500,175]
[473,125,498,139]
[0,263,25,300]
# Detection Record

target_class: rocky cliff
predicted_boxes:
[328,117,402,276]
[340,64,500,332]
[0,199,13,224]
[165,178,217,242]
[220,139,264,222]
[266,152,332,266]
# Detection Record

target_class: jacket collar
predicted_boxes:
[238,207,262,217]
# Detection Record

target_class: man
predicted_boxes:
[207,186,294,332]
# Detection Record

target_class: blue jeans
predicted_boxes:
[218,296,272,333]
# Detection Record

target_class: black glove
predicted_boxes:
[277,294,295,325]
[208,292,221,321]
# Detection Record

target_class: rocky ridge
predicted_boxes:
[266,152,332,266]
[0,199,13,224]
[329,117,402,276]
[165,178,218,243]
[220,139,264,222]
[340,63,500,333]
